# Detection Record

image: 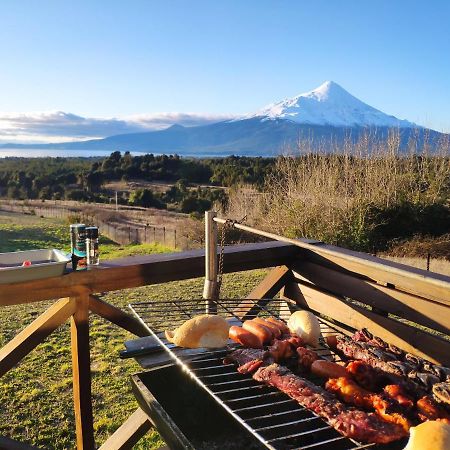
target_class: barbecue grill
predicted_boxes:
[129,298,405,450]
[127,212,449,449]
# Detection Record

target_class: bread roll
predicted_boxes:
[165,314,230,348]
[403,421,450,450]
[287,310,321,347]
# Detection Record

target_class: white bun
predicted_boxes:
[287,310,321,347]
[165,314,230,348]
[403,421,450,450]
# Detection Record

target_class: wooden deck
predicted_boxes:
[1,238,449,449]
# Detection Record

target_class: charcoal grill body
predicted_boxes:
[131,364,265,450]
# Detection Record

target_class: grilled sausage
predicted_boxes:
[266,317,290,334]
[243,320,273,345]
[229,326,262,349]
[252,318,281,338]
[311,360,350,379]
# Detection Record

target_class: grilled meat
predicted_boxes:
[346,360,387,391]
[325,377,413,431]
[337,336,427,396]
[224,348,269,367]
[297,346,319,370]
[370,392,413,432]
[433,381,450,406]
[268,339,294,362]
[351,329,449,382]
[417,395,450,423]
[253,363,407,443]
[326,377,373,409]
[383,384,414,410]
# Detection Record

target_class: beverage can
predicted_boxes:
[70,223,87,271]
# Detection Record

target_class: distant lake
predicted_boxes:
[0,148,127,158]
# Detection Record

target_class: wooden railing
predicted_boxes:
[0,241,298,449]
[1,239,449,449]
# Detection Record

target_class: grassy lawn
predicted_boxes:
[0,212,268,448]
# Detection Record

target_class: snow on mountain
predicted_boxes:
[246,81,416,128]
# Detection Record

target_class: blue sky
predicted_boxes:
[0,0,449,141]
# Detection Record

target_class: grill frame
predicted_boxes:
[129,298,397,450]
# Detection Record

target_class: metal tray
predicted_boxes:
[0,249,70,284]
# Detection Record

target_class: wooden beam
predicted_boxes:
[283,281,450,366]
[234,266,292,319]
[212,218,450,305]
[71,294,95,449]
[0,297,75,377]
[0,242,299,306]
[98,408,152,450]
[0,437,41,450]
[88,295,148,337]
[291,261,450,335]
[303,244,450,306]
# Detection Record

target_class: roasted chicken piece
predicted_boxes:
[371,393,413,432]
[417,395,450,424]
[346,360,385,391]
[383,384,414,410]
[326,377,413,432]
[326,376,373,409]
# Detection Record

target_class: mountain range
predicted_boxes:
[2,81,447,156]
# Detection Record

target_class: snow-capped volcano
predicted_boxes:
[247,81,415,128]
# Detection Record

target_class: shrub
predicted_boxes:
[224,132,450,252]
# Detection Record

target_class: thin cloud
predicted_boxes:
[0,111,236,144]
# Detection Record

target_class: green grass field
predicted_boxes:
[0,212,267,449]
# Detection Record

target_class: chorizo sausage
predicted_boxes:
[229,326,262,349]
[252,317,281,338]
[243,320,273,345]
[311,360,350,379]
[266,317,290,334]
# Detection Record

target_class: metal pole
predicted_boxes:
[203,210,218,313]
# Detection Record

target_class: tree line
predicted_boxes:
[0,152,275,214]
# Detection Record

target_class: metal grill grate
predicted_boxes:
[129,298,390,449]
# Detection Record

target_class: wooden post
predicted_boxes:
[71,293,95,449]
[203,210,218,313]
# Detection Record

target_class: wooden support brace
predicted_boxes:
[0,297,75,377]
[234,265,292,319]
[71,293,95,450]
[283,281,450,365]
[98,408,153,450]
[88,295,148,337]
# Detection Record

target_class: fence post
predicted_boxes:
[71,292,95,449]
[153,227,156,242]
[174,229,177,248]
[427,253,431,271]
[163,227,166,245]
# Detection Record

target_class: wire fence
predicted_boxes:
[0,200,193,249]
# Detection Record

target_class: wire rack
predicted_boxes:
[129,298,402,450]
